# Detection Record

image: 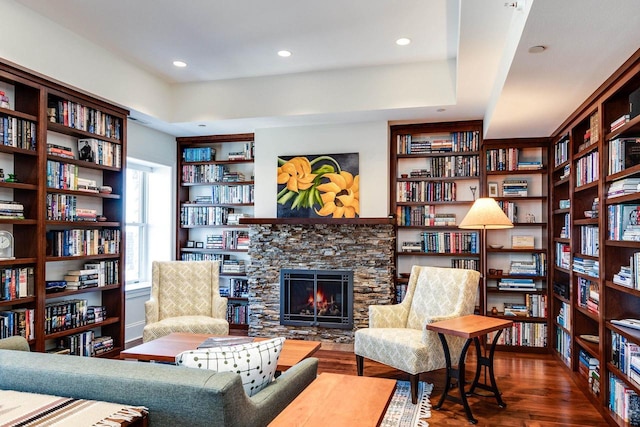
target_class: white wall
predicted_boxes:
[254,121,390,218]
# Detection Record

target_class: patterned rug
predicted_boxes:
[380,380,433,427]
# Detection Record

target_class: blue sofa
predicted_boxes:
[0,336,317,426]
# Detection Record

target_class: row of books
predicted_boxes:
[52,331,113,357]
[613,252,640,290]
[206,230,249,250]
[556,301,571,329]
[396,181,457,203]
[609,373,640,425]
[501,179,528,197]
[609,137,640,175]
[0,199,24,220]
[223,278,249,298]
[417,231,479,254]
[227,303,249,325]
[450,258,479,271]
[48,99,122,140]
[44,299,106,334]
[497,200,518,223]
[575,150,599,187]
[46,229,121,257]
[211,184,254,204]
[396,205,456,227]
[47,194,98,221]
[180,252,228,262]
[47,143,73,159]
[0,308,34,340]
[607,204,640,241]
[578,349,600,397]
[577,277,599,315]
[1,116,36,150]
[610,114,631,133]
[579,225,599,256]
[486,322,547,347]
[554,136,570,166]
[396,131,480,154]
[556,329,571,365]
[573,256,599,278]
[607,177,640,199]
[0,267,35,301]
[180,206,236,226]
[182,164,233,183]
[555,242,571,270]
[182,146,216,162]
[76,138,122,168]
[611,331,640,381]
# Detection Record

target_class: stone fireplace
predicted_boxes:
[241,218,395,343]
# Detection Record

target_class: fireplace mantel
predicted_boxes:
[240,217,394,225]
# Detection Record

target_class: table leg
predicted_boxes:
[434,333,477,424]
[467,330,507,408]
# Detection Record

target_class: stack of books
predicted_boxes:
[221,259,246,274]
[502,179,528,197]
[497,278,536,291]
[609,137,640,174]
[508,260,538,276]
[517,161,543,170]
[503,303,529,317]
[578,349,599,396]
[222,171,246,181]
[610,114,631,133]
[0,200,24,219]
[572,257,599,277]
[64,268,100,290]
[46,143,74,159]
[206,234,224,249]
[401,241,422,252]
[613,253,640,289]
[76,177,98,193]
[607,178,640,198]
[227,213,247,225]
[93,335,114,355]
[75,208,97,221]
[578,277,599,314]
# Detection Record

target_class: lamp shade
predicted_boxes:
[458,197,514,229]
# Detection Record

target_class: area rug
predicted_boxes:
[380,380,433,427]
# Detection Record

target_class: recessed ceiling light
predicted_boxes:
[396,38,411,46]
[173,60,187,68]
[278,50,292,58]
[198,124,206,127]
[437,108,446,112]
[528,45,546,54]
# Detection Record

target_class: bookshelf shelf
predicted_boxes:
[177,134,254,324]
[0,59,126,357]
[44,316,120,340]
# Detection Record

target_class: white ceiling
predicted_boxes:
[13,0,640,139]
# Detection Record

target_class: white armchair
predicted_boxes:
[143,260,229,342]
[354,265,480,403]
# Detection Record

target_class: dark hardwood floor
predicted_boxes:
[315,343,610,426]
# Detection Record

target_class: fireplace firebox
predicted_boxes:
[280,269,353,329]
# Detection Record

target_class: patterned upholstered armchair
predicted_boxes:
[355,265,480,404]
[143,260,229,342]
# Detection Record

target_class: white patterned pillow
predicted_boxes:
[175,337,285,396]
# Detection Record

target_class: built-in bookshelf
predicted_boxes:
[549,47,640,423]
[482,138,549,352]
[0,60,126,357]
[390,121,482,304]
[176,134,254,330]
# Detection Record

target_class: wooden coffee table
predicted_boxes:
[269,373,396,427]
[120,333,321,371]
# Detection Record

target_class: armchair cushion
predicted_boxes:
[176,337,285,397]
[143,315,229,343]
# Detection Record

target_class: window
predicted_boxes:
[125,164,149,284]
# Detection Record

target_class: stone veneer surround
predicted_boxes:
[243,219,395,343]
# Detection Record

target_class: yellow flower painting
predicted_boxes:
[277,153,359,218]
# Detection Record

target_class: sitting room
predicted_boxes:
[1,1,640,426]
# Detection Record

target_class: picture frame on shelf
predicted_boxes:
[195,242,204,248]
[488,182,499,198]
[186,241,195,248]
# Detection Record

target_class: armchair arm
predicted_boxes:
[369,304,409,328]
[212,296,228,319]
[145,298,159,323]
[420,313,466,344]
[0,336,30,352]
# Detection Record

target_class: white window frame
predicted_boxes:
[125,162,151,287]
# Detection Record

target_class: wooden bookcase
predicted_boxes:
[389,121,483,305]
[482,138,550,352]
[0,60,127,356]
[175,134,254,332]
[549,47,640,424]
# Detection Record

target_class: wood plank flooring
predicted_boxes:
[315,343,610,426]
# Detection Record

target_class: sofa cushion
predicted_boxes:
[176,337,285,397]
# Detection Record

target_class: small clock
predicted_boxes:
[0,230,15,260]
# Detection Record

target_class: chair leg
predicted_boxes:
[410,374,419,404]
[356,354,364,376]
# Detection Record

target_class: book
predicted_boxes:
[197,336,254,349]
[612,319,640,331]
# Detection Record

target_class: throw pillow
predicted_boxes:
[175,337,285,397]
